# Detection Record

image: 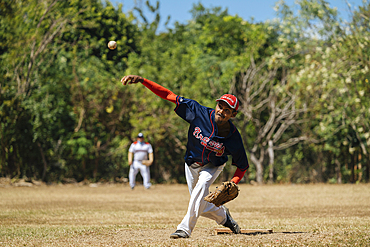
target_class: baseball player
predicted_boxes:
[121,75,249,238]
[128,132,154,190]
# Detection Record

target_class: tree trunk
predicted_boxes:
[244,169,250,184]
[367,154,370,183]
[82,159,86,180]
[93,141,101,179]
[350,152,355,183]
[250,149,264,184]
[335,159,342,184]
[37,142,48,181]
[268,140,274,184]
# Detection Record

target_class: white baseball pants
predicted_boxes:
[177,162,227,236]
[129,160,152,189]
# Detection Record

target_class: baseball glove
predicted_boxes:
[204,181,239,207]
[141,160,152,166]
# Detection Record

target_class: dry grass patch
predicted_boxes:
[1,183,369,246]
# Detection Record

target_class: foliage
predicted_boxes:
[281,0,370,183]
[1,0,369,184]
[0,0,139,181]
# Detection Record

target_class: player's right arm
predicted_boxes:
[128,151,133,165]
[121,75,177,103]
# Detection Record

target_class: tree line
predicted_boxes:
[1,0,369,184]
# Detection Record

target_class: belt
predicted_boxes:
[190,162,204,169]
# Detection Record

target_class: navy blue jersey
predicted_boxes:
[174,96,249,171]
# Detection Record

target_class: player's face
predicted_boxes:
[215,101,237,125]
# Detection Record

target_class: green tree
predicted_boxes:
[276,0,370,183]
[0,0,140,181]
[1,0,76,179]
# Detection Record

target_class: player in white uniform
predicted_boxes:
[128,133,154,189]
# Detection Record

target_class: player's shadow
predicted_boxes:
[216,231,306,236]
[277,231,306,234]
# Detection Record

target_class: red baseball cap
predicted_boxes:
[216,94,239,111]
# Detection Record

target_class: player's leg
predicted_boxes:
[140,163,152,189]
[185,162,201,194]
[197,166,240,233]
[170,163,200,238]
[129,161,139,189]
[176,163,225,236]
[220,205,241,234]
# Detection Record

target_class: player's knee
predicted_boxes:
[195,180,211,192]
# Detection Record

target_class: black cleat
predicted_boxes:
[222,205,241,234]
[170,230,189,239]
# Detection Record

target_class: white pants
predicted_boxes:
[129,161,151,189]
[177,162,227,236]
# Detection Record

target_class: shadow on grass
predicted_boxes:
[217,231,307,236]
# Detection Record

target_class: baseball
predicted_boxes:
[108,41,117,50]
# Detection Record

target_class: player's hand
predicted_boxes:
[121,75,144,85]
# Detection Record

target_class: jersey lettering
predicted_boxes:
[193,127,225,156]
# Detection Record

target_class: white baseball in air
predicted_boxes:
[108,41,117,50]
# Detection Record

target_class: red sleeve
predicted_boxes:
[142,78,177,103]
[230,168,246,184]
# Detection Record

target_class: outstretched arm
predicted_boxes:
[121,75,177,103]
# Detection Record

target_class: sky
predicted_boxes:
[114,0,365,32]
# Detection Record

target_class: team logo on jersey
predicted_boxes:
[193,127,225,156]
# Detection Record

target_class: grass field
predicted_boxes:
[1,183,369,246]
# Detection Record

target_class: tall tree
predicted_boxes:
[0,0,140,181]
[275,0,370,183]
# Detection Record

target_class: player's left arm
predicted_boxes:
[230,146,249,184]
[148,153,154,166]
[230,168,246,184]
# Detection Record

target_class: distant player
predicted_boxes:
[128,132,154,190]
[121,75,249,238]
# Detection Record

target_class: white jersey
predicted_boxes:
[129,141,153,161]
